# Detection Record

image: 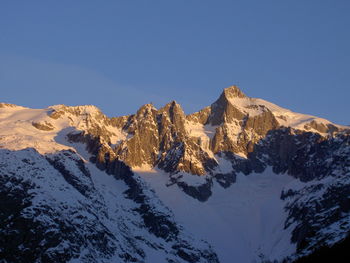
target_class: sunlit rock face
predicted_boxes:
[52,86,346,179]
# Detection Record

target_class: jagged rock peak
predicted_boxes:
[159,100,186,132]
[222,85,247,99]
[137,103,156,110]
[160,100,184,115]
[207,85,247,125]
[162,100,179,108]
[136,103,157,116]
[210,85,247,112]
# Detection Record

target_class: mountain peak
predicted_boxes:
[160,100,185,121]
[137,103,156,111]
[163,100,179,108]
[161,100,184,112]
[222,85,247,99]
[135,103,157,119]
[206,85,247,125]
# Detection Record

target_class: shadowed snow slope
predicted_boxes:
[139,168,296,263]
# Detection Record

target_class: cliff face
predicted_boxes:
[111,87,342,175]
[69,86,344,182]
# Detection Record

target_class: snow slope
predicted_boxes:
[0,104,127,153]
[139,168,296,263]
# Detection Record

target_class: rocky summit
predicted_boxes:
[0,86,349,263]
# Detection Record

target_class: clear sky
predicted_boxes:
[1,0,349,125]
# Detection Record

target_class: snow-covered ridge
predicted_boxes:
[184,86,346,153]
[0,102,27,109]
[183,87,347,162]
[0,86,346,168]
[227,95,345,132]
[0,103,127,154]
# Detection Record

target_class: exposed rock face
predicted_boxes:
[105,101,218,176]
[32,121,54,131]
[83,86,284,177]
[248,129,349,182]
[207,88,280,155]
[115,104,160,167]
[49,86,345,180]
[176,178,213,202]
[304,120,339,134]
[187,106,211,124]
[207,90,246,126]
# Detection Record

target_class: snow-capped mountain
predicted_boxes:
[1,86,349,263]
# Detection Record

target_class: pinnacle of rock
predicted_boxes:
[222,85,247,99]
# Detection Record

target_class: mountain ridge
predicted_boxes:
[1,86,350,262]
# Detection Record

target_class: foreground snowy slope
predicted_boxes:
[0,146,218,263]
[0,86,349,262]
[139,168,295,263]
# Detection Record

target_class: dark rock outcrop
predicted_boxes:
[32,121,54,131]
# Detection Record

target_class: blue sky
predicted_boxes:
[1,1,349,124]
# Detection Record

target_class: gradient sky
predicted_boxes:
[1,1,349,125]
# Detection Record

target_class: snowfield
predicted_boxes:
[138,168,296,263]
